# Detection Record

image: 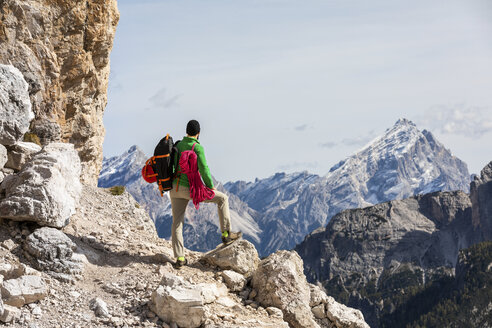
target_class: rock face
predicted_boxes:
[0,0,120,184]
[296,176,487,326]
[470,161,492,241]
[0,143,82,227]
[24,227,83,280]
[0,64,34,146]
[252,250,320,328]
[201,240,260,276]
[1,275,47,307]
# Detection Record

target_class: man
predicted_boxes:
[170,119,242,268]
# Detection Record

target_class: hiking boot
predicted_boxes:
[173,257,187,269]
[221,231,242,245]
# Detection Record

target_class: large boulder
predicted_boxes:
[151,271,229,328]
[0,143,82,227]
[0,65,34,146]
[152,285,204,328]
[24,227,83,280]
[4,142,42,171]
[1,275,48,307]
[151,272,204,328]
[201,240,259,276]
[251,250,319,328]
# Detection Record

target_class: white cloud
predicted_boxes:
[416,104,492,139]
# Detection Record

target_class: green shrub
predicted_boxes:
[23,133,41,146]
[109,185,125,196]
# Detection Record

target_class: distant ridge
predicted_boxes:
[225,118,471,255]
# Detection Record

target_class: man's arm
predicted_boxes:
[195,144,214,189]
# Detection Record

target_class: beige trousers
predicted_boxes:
[169,183,232,258]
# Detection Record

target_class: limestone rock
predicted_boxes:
[470,161,492,241]
[266,306,284,318]
[1,275,48,307]
[4,142,42,171]
[201,240,259,276]
[215,296,236,307]
[0,143,82,227]
[251,250,319,328]
[0,1,119,184]
[0,263,25,280]
[0,65,34,146]
[30,119,61,145]
[0,294,3,317]
[311,304,326,319]
[24,227,83,277]
[89,297,110,318]
[0,145,7,169]
[151,271,231,327]
[0,304,21,323]
[151,285,204,328]
[221,270,247,292]
[325,296,369,328]
[197,283,228,304]
[310,284,329,307]
[0,264,13,279]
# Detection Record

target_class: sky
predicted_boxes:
[103,0,492,183]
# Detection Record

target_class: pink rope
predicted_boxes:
[179,143,215,209]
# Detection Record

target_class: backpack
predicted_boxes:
[141,134,180,196]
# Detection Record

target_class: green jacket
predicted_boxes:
[174,136,214,189]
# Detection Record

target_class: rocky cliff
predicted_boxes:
[296,160,492,327]
[470,161,492,241]
[0,0,119,184]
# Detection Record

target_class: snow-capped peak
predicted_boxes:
[324,118,469,205]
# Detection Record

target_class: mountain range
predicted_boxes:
[99,119,471,257]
